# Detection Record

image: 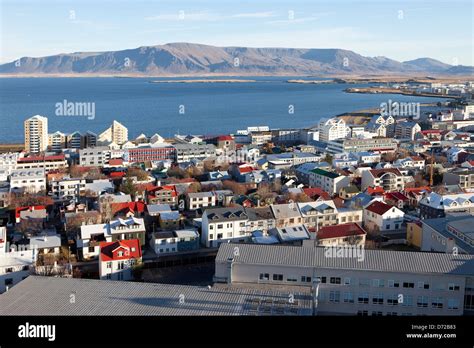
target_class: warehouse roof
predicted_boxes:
[0,276,312,316]
[216,243,474,276]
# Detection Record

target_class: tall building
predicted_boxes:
[318,118,350,143]
[98,120,128,145]
[24,115,48,153]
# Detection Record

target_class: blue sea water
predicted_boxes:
[0,76,446,143]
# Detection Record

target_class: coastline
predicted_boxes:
[344,87,460,99]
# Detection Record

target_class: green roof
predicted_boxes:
[310,168,340,179]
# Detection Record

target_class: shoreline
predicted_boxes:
[344,87,460,99]
[149,79,256,83]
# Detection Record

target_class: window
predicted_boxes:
[431,297,443,309]
[301,276,312,283]
[320,277,327,284]
[417,296,428,308]
[217,224,223,229]
[388,280,400,288]
[448,283,460,291]
[359,278,369,287]
[418,282,430,290]
[273,274,283,281]
[343,292,354,303]
[106,262,112,269]
[344,277,351,285]
[329,291,340,303]
[209,234,214,239]
[106,274,111,280]
[118,251,123,257]
[372,294,384,305]
[448,299,460,310]
[357,310,369,316]
[4,278,13,286]
[88,246,95,253]
[387,295,399,306]
[330,277,341,284]
[287,276,298,282]
[358,293,369,304]
[372,279,384,288]
[371,311,383,316]
[5,267,13,273]
[403,282,415,288]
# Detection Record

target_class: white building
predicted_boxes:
[309,168,350,195]
[24,115,48,153]
[9,169,46,193]
[79,147,112,166]
[99,239,142,281]
[318,118,350,143]
[98,120,128,146]
[187,192,216,211]
[201,207,250,248]
[363,201,404,233]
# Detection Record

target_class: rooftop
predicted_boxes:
[0,276,312,316]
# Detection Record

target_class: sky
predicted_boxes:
[0,0,473,65]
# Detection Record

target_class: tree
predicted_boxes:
[127,167,149,181]
[187,182,202,193]
[167,166,189,179]
[66,211,101,233]
[119,177,138,199]
[222,180,247,195]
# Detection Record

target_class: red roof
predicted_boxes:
[365,201,394,215]
[111,201,146,215]
[15,205,47,219]
[367,186,385,196]
[302,188,331,200]
[239,166,254,174]
[410,156,424,161]
[421,130,442,134]
[218,135,234,141]
[108,159,123,166]
[18,154,65,163]
[385,192,409,201]
[147,185,178,197]
[110,172,126,178]
[404,186,431,193]
[318,223,366,240]
[100,239,142,262]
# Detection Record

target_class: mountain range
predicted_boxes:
[1,42,472,76]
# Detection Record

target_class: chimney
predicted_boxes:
[226,257,234,284]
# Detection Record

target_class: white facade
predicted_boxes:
[318,118,350,143]
[9,169,46,193]
[24,115,48,153]
[363,203,405,232]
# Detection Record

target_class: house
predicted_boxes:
[201,207,250,248]
[394,156,425,170]
[406,221,422,248]
[419,192,474,219]
[446,147,467,164]
[395,121,421,140]
[158,211,183,230]
[187,192,216,211]
[150,229,200,255]
[79,217,146,260]
[111,201,146,218]
[270,203,303,228]
[384,192,409,209]
[403,187,431,208]
[244,207,276,233]
[443,170,474,191]
[207,171,231,181]
[316,223,366,246]
[363,201,404,233]
[146,185,178,207]
[361,168,405,192]
[268,225,310,245]
[99,239,142,281]
[309,168,350,195]
[302,187,331,201]
[421,214,474,254]
[28,233,61,255]
[50,177,113,200]
[351,151,381,164]
[9,169,46,193]
[339,185,360,200]
[297,201,338,229]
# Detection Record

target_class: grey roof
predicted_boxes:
[204,206,248,222]
[0,276,312,316]
[244,207,275,221]
[423,215,474,254]
[216,243,474,276]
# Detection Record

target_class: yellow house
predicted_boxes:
[406,221,422,248]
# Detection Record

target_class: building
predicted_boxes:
[79,147,111,166]
[269,225,310,245]
[297,200,338,229]
[327,138,397,155]
[187,192,216,211]
[395,121,421,140]
[421,214,474,254]
[174,143,216,163]
[51,178,113,200]
[419,192,474,219]
[309,168,350,195]
[443,170,474,190]
[15,154,68,172]
[125,145,176,163]
[361,168,405,192]
[214,243,474,316]
[150,229,199,255]
[244,206,276,233]
[24,115,48,153]
[318,118,350,143]
[270,203,303,228]
[97,120,128,145]
[99,239,142,281]
[201,207,250,248]
[9,169,46,193]
[146,185,178,207]
[48,131,67,152]
[79,217,146,260]
[0,276,312,315]
[316,223,366,246]
[363,201,404,233]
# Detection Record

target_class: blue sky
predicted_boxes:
[1,0,472,65]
